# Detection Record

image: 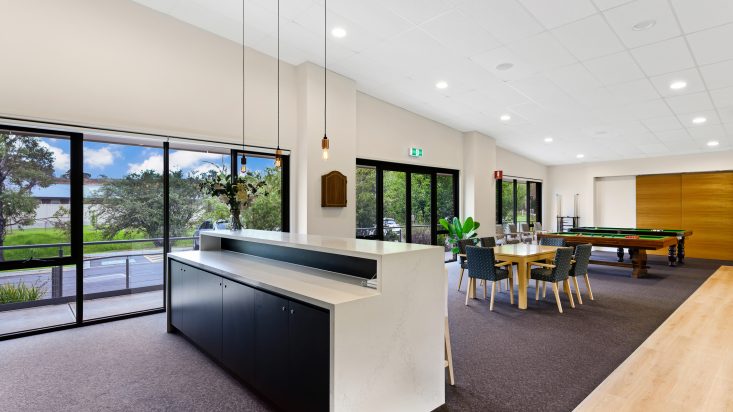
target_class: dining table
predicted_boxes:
[465,244,560,310]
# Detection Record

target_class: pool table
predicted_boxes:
[537,232,679,278]
[569,227,693,265]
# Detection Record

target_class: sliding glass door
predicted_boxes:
[497,178,542,229]
[356,159,459,260]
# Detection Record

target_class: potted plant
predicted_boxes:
[439,216,480,255]
[200,168,267,231]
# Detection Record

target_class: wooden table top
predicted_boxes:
[494,244,560,258]
[575,265,733,411]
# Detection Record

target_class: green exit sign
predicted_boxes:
[409,147,423,158]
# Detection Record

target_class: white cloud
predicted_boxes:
[84,146,117,169]
[127,155,163,174]
[38,141,70,173]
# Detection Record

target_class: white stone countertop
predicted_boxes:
[201,229,440,259]
[168,250,379,309]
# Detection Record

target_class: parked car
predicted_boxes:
[383,218,402,241]
[193,219,229,250]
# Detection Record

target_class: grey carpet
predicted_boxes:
[0,252,728,412]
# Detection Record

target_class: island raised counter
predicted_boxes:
[166,230,446,412]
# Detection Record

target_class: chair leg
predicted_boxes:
[444,316,455,386]
[508,274,514,305]
[584,273,594,300]
[542,281,547,298]
[563,279,575,309]
[489,281,496,311]
[457,267,465,291]
[552,282,563,313]
[535,279,540,301]
[483,280,487,300]
[572,276,583,304]
[465,278,473,306]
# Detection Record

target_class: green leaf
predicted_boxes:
[462,216,474,234]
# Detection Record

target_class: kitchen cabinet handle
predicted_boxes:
[281,306,286,311]
[290,309,295,314]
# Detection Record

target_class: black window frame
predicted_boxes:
[496,177,542,228]
[355,158,459,249]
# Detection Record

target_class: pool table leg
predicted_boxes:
[677,238,685,264]
[630,248,648,278]
[617,247,624,262]
[668,245,677,267]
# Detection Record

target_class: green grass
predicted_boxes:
[0,226,194,261]
[0,280,48,304]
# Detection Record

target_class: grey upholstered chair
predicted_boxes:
[539,237,567,247]
[456,238,477,292]
[569,243,594,304]
[533,222,547,242]
[503,224,521,244]
[465,246,514,310]
[518,223,533,243]
[529,247,575,313]
[495,224,507,245]
[479,236,496,248]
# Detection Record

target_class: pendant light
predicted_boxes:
[321,0,330,160]
[241,3,247,174]
[274,0,283,169]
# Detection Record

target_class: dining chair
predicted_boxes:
[568,243,594,304]
[456,238,476,292]
[495,224,507,245]
[479,237,496,248]
[518,223,533,243]
[504,224,521,244]
[533,222,547,242]
[465,246,514,311]
[539,237,567,247]
[528,247,575,313]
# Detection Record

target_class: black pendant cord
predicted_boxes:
[277,0,280,151]
[324,0,327,138]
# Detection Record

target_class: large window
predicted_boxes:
[497,178,542,228]
[0,123,291,339]
[356,159,459,261]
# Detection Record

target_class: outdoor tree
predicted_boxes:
[0,132,56,261]
[242,168,281,231]
[91,170,204,243]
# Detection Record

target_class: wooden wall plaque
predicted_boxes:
[321,171,347,207]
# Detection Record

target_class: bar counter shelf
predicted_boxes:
[165,229,446,412]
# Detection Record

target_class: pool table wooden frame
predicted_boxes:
[537,232,678,278]
[569,227,693,265]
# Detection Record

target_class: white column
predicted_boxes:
[462,131,497,235]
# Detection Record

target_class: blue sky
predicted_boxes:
[43,139,274,179]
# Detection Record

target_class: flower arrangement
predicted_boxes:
[200,168,267,230]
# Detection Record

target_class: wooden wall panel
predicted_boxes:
[681,171,733,260]
[636,171,733,261]
[636,174,681,256]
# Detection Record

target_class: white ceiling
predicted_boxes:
[132,0,733,165]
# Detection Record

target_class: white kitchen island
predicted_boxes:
[166,230,446,412]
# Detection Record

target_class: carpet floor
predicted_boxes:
[0,252,728,412]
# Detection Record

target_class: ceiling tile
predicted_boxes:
[607,78,660,104]
[327,0,413,39]
[470,47,538,81]
[687,124,727,140]
[627,98,674,119]
[710,86,733,108]
[649,68,706,97]
[666,92,714,114]
[655,128,691,142]
[421,10,500,56]
[700,60,733,90]
[518,0,596,29]
[508,32,578,71]
[642,116,683,132]
[678,110,721,126]
[719,107,733,123]
[386,0,454,25]
[552,14,625,60]
[603,0,681,48]
[584,51,645,85]
[456,0,544,44]
[638,142,670,154]
[630,37,695,76]
[670,0,733,34]
[592,0,633,11]
[686,23,733,66]
[547,63,603,94]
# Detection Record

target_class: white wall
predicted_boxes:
[547,151,733,230]
[0,0,244,142]
[594,176,636,228]
[496,147,547,182]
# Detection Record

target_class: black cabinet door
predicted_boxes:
[190,268,223,361]
[222,279,255,383]
[169,260,185,330]
[170,260,194,336]
[288,301,330,412]
[254,289,289,407]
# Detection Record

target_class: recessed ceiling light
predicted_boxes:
[500,114,511,121]
[544,137,553,143]
[707,140,719,147]
[692,116,707,124]
[496,62,514,71]
[435,81,448,89]
[632,19,656,31]
[331,27,347,38]
[576,154,585,159]
[669,80,687,90]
